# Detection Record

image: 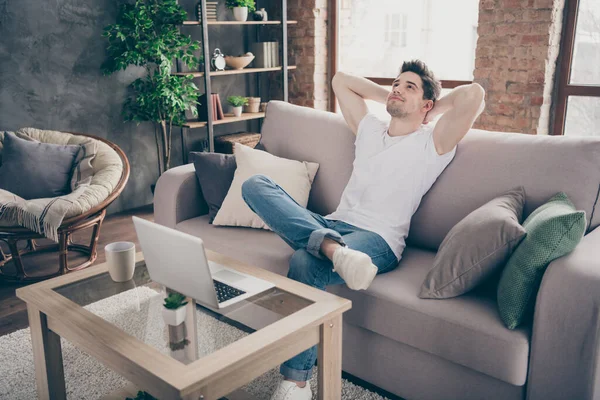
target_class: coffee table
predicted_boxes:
[16,250,352,400]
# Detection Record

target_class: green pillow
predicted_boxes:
[497,192,586,329]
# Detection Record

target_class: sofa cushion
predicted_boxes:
[260,101,355,216]
[190,152,237,223]
[328,246,530,386]
[173,215,529,386]
[212,143,319,230]
[261,102,600,251]
[497,192,586,329]
[175,214,293,276]
[408,130,600,250]
[419,186,527,299]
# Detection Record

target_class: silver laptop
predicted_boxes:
[132,217,275,309]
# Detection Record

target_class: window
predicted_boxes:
[331,0,478,111]
[385,14,408,48]
[553,0,600,135]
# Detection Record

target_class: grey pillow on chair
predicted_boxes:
[0,132,81,199]
[190,151,237,223]
[419,187,527,299]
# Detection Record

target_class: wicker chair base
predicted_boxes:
[0,210,106,283]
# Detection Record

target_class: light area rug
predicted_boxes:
[0,286,390,400]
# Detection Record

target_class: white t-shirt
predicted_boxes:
[325,113,457,260]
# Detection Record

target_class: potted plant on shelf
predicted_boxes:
[227,96,249,117]
[102,0,201,178]
[162,292,188,326]
[226,0,256,21]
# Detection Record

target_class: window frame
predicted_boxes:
[552,0,600,135]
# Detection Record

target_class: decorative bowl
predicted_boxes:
[225,54,255,70]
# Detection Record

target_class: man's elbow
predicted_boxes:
[468,83,485,102]
[464,83,485,112]
[332,71,348,90]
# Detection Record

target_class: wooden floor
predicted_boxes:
[0,204,154,336]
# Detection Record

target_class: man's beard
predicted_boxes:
[386,102,408,119]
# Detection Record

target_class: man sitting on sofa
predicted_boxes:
[241,59,486,400]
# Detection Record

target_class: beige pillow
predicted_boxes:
[212,143,319,230]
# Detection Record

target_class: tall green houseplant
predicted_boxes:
[102,0,201,175]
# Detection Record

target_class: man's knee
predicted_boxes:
[241,174,272,201]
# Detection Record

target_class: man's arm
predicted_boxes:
[425,83,486,155]
[332,71,389,135]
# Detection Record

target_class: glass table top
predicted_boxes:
[52,261,313,366]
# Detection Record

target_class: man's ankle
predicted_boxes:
[285,378,307,388]
[320,238,343,260]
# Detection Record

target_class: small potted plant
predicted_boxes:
[126,391,157,400]
[227,96,249,117]
[226,0,256,21]
[162,292,188,326]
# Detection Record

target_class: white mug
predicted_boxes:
[105,242,136,282]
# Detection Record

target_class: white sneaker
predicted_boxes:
[269,380,312,400]
[332,246,378,290]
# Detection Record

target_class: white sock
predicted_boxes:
[332,247,378,290]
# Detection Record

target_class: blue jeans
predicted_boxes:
[241,174,399,381]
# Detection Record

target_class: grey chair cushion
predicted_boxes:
[419,187,527,299]
[0,132,80,199]
[190,152,237,223]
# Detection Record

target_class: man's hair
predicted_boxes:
[399,60,441,102]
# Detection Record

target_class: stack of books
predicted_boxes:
[198,93,225,121]
[250,42,280,68]
[197,1,218,22]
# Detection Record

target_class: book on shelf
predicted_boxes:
[215,94,224,119]
[250,42,264,68]
[211,94,218,121]
[271,42,279,67]
[250,42,279,68]
[198,93,224,122]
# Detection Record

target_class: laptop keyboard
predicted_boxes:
[213,279,246,303]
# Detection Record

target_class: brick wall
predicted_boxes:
[288,0,329,110]
[473,0,565,134]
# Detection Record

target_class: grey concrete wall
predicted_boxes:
[0,0,282,214]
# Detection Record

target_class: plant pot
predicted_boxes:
[232,106,243,117]
[243,97,261,113]
[162,306,186,326]
[232,7,248,21]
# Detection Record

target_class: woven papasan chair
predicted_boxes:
[0,128,130,282]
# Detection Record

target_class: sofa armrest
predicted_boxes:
[153,164,208,228]
[527,226,600,400]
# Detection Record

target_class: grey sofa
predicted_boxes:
[154,101,600,400]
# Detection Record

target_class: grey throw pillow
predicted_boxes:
[190,152,237,223]
[0,132,81,199]
[419,187,527,299]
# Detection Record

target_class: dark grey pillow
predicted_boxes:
[419,187,527,299]
[0,132,81,199]
[190,152,237,223]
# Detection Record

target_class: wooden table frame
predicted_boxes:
[16,251,352,400]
